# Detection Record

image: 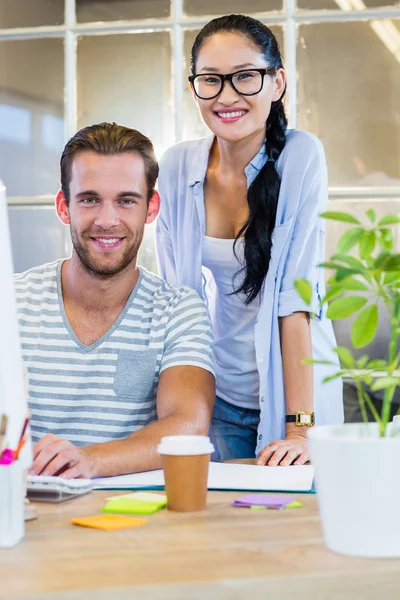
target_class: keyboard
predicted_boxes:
[27,475,93,503]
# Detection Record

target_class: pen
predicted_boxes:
[17,416,29,447]
[0,414,8,452]
[14,439,26,461]
[11,416,30,460]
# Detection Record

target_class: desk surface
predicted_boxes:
[2,485,400,599]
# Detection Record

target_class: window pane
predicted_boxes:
[0,0,64,28]
[183,26,284,140]
[138,222,158,274]
[77,33,173,156]
[298,0,400,9]
[0,39,64,197]
[76,0,170,22]
[297,21,400,187]
[184,0,282,15]
[9,206,68,273]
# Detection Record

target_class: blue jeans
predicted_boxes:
[210,396,260,461]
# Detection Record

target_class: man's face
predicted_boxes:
[59,151,157,277]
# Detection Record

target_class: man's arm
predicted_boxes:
[30,365,215,478]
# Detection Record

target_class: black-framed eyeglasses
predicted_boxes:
[188,68,276,100]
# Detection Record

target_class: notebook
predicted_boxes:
[93,462,315,493]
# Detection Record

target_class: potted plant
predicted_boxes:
[295,209,400,558]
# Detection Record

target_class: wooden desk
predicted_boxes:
[1,485,400,600]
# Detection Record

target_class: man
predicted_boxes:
[15,122,215,479]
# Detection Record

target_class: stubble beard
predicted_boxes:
[70,225,144,278]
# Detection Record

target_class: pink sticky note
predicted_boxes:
[232,494,294,509]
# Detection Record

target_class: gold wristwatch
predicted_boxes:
[285,411,315,427]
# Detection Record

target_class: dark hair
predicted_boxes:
[60,122,159,204]
[191,14,287,304]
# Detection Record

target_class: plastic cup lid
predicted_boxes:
[157,435,215,456]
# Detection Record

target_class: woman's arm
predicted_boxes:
[257,313,313,466]
[257,134,328,466]
[280,311,313,424]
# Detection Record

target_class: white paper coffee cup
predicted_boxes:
[157,435,214,511]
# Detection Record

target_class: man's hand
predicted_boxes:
[256,432,309,466]
[29,434,95,479]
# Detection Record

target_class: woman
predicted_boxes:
[156,14,343,465]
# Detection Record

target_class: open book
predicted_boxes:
[94,462,314,493]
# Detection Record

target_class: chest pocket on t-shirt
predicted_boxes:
[113,349,158,401]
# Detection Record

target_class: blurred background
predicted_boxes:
[1,0,400,417]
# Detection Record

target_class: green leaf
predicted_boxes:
[351,304,378,348]
[326,296,367,319]
[302,358,336,366]
[322,372,344,383]
[336,268,363,282]
[383,272,400,285]
[377,214,400,227]
[321,287,342,304]
[335,277,368,292]
[332,254,365,271]
[294,279,313,305]
[363,374,374,386]
[332,254,366,271]
[383,254,400,271]
[367,359,388,369]
[359,230,376,259]
[366,209,376,223]
[375,252,392,269]
[320,211,361,224]
[356,355,369,369]
[334,346,354,367]
[319,261,346,270]
[370,377,400,391]
[379,228,394,252]
[337,228,364,254]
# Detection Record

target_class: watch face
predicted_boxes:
[300,414,312,425]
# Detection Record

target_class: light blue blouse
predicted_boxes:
[156,129,344,455]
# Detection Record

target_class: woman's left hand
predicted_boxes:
[256,432,309,466]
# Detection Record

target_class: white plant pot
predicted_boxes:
[308,423,400,558]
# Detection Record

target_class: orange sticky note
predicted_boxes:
[71,514,147,531]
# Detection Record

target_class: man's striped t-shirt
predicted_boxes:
[14,261,214,446]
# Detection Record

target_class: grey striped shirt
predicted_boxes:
[15,261,214,446]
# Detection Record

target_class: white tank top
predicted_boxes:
[202,235,260,410]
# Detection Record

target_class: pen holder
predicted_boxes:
[0,460,25,548]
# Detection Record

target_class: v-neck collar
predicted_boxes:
[56,260,143,353]
[187,135,268,188]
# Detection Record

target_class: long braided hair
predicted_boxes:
[191,14,288,304]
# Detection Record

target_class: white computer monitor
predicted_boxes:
[0,180,31,465]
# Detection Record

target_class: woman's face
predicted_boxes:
[192,32,286,143]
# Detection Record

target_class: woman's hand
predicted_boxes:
[256,432,309,466]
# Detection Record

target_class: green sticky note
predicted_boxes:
[250,505,268,511]
[102,498,165,515]
[284,501,303,509]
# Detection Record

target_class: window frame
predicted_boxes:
[0,0,399,204]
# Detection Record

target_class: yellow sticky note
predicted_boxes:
[71,515,147,531]
[107,491,167,504]
[284,501,303,509]
[102,498,164,515]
